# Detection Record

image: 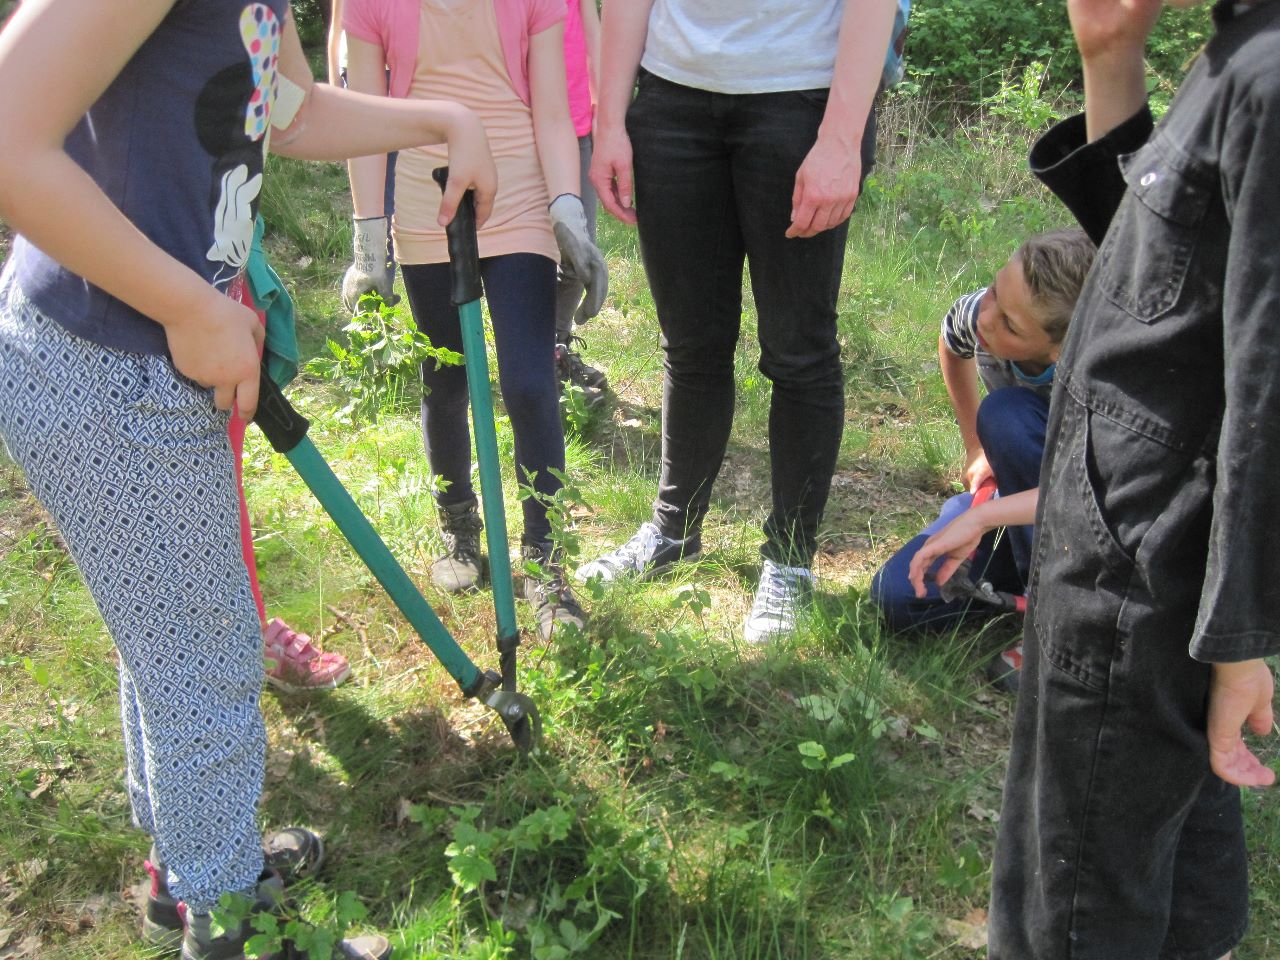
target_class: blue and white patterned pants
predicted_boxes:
[0,270,265,911]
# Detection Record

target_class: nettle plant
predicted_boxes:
[309,293,461,423]
[410,800,667,960]
[211,887,374,960]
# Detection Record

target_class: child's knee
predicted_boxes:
[977,389,1048,470]
[870,553,924,633]
[977,388,1044,438]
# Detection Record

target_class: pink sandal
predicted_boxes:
[264,618,352,692]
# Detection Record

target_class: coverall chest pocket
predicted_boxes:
[1096,138,1212,324]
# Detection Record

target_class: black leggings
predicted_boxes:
[401,253,564,545]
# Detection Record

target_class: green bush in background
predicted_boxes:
[903,0,1211,98]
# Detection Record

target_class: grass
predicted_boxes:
[2,91,1278,960]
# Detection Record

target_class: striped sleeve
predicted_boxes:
[939,288,987,359]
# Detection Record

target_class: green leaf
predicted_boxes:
[709,760,742,781]
[797,694,838,722]
[447,852,497,893]
[559,919,583,948]
[250,912,280,935]
[913,722,941,741]
[244,934,278,958]
[886,896,914,924]
[797,740,827,759]
[335,890,367,925]
[828,753,856,769]
[305,929,336,960]
[22,658,49,688]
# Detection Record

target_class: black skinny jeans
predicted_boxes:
[627,70,874,566]
[401,254,564,545]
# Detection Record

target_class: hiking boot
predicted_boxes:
[181,872,392,960]
[986,640,1023,695]
[180,872,285,960]
[142,856,184,953]
[576,522,700,583]
[742,559,814,644]
[431,498,483,593]
[522,541,587,642]
[555,341,608,409]
[144,827,325,952]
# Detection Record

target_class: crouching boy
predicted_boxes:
[871,228,1094,666]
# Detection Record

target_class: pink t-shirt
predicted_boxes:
[344,0,563,106]
[563,0,592,137]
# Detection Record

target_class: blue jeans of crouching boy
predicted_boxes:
[871,387,1047,632]
[625,69,876,567]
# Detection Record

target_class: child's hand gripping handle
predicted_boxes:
[971,476,998,507]
[252,363,310,454]
[952,476,998,570]
[957,476,999,563]
[431,166,482,306]
[928,476,998,602]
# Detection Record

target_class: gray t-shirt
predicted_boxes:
[641,0,845,94]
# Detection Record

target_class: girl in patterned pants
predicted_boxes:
[0,0,494,952]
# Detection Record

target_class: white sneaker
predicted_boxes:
[576,521,700,583]
[742,559,814,643]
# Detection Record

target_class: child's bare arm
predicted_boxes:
[336,35,392,221]
[532,22,608,323]
[274,15,495,226]
[786,0,895,239]
[326,0,345,86]
[1067,0,1163,141]
[530,23,580,202]
[0,0,264,416]
[580,0,601,104]
[907,488,1039,598]
[590,0,655,224]
[938,335,989,491]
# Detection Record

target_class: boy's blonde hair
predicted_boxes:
[1017,227,1096,343]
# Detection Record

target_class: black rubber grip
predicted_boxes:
[431,166,482,305]
[252,362,310,454]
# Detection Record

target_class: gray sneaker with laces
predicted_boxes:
[575,522,700,583]
[742,559,814,643]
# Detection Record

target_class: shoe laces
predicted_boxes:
[556,343,587,378]
[441,507,482,560]
[751,561,812,621]
[614,523,665,568]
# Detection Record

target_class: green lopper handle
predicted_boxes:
[253,366,486,696]
[433,166,521,688]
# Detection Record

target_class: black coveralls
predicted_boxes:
[989,3,1280,958]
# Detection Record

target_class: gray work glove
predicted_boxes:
[548,194,607,325]
[341,216,397,314]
